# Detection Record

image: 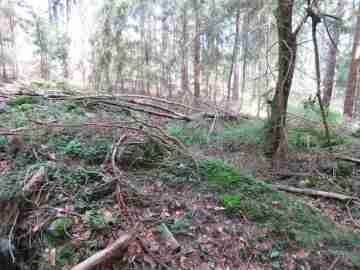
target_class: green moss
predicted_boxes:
[199,158,360,258]
[198,158,253,188]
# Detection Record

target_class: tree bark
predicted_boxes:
[266,0,297,157]
[161,1,169,96]
[240,12,250,108]
[233,63,240,101]
[0,32,7,81]
[180,4,190,94]
[227,8,240,101]
[322,0,345,108]
[344,2,360,118]
[193,0,201,101]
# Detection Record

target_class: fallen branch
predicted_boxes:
[274,171,316,178]
[335,155,360,164]
[71,230,136,270]
[274,184,356,201]
[98,100,192,121]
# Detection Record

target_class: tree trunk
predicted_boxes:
[0,32,7,81]
[322,0,345,108]
[193,0,201,101]
[161,0,169,95]
[266,0,297,157]
[180,4,190,94]
[240,12,250,108]
[227,8,240,101]
[344,2,360,118]
[233,63,240,101]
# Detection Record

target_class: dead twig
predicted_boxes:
[70,229,137,270]
[274,184,356,201]
[335,155,360,164]
[8,211,19,263]
[328,256,341,270]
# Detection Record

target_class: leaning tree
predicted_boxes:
[266,0,307,158]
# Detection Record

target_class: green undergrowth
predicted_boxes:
[167,121,211,145]
[287,126,351,150]
[167,117,349,152]
[197,158,360,265]
[167,119,266,148]
[48,133,112,164]
[0,153,37,201]
[288,104,343,125]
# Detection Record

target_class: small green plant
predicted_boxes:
[49,135,110,163]
[7,96,37,107]
[198,158,252,188]
[56,245,75,266]
[63,139,83,156]
[83,210,109,230]
[47,217,72,239]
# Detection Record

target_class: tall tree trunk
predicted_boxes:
[0,32,7,80]
[233,63,240,101]
[322,0,345,108]
[161,0,169,96]
[139,8,147,94]
[266,0,297,157]
[180,4,190,94]
[344,2,360,118]
[240,12,250,108]
[193,0,201,101]
[227,8,240,101]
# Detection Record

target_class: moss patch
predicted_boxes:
[198,158,360,262]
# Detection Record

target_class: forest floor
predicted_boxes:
[0,85,359,270]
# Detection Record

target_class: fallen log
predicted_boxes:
[71,230,136,270]
[274,184,356,201]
